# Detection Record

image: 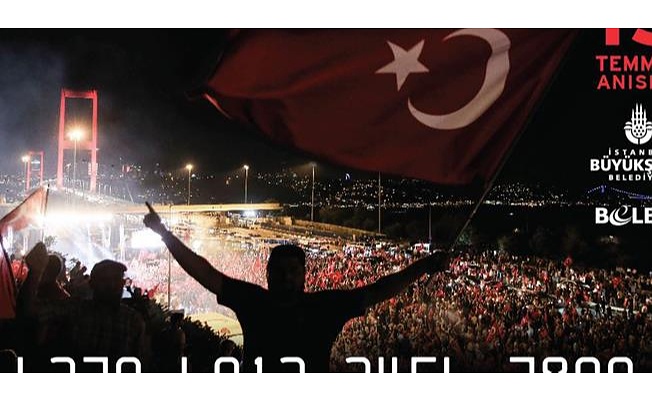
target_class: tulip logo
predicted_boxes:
[624,104,652,145]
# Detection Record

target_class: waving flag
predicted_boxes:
[0,243,15,318]
[0,187,48,319]
[0,186,48,237]
[204,29,576,185]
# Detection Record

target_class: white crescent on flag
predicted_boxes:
[406,29,511,130]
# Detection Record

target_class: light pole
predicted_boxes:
[21,155,30,191]
[243,165,249,204]
[311,163,316,222]
[69,129,83,191]
[428,202,432,245]
[378,172,382,234]
[186,164,193,205]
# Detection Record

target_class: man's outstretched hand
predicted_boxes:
[422,250,449,275]
[144,202,166,236]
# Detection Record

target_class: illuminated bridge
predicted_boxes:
[0,198,283,218]
[585,185,652,201]
[0,184,283,217]
[0,187,284,263]
[106,202,284,214]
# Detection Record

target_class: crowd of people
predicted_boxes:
[327,250,652,372]
[2,225,652,372]
[123,240,269,318]
[120,233,652,372]
[1,245,236,372]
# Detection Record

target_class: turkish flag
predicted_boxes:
[0,244,15,318]
[0,187,47,318]
[204,29,576,185]
[0,186,48,237]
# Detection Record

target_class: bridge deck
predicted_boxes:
[0,202,283,217]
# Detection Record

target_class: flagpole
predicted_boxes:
[167,204,172,310]
[423,159,515,287]
[428,202,432,245]
[377,172,381,235]
[41,185,50,242]
[436,136,534,262]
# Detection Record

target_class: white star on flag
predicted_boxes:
[376,40,429,90]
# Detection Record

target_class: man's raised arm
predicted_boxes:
[143,202,226,296]
[355,251,448,308]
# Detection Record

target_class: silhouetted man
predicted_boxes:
[37,260,148,372]
[144,202,447,372]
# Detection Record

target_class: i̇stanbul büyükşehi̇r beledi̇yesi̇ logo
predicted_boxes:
[594,104,652,225]
[624,104,652,145]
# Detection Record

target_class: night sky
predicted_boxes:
[0,29,649,192]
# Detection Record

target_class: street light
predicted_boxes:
[378,172,382,234]
[310,163,316,222]
[186,164,193,205]
[21,155,30,191]
[243,165,249,204]
[68,129,83,191]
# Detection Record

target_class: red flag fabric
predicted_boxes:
[204,29,576,185]
[0,187,47,318]
[0,187,47,237]
[0,243,15,318]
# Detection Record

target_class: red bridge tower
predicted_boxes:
[56,89,99,192]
